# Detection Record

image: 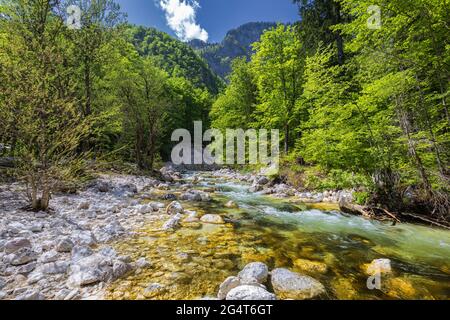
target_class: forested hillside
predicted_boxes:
[190,22,277,79]
[127,26,223,94]
[211,0,449,221]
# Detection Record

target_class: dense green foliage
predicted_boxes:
[128,26,222,94]
[0,0,215,209]
[210,0,449,217]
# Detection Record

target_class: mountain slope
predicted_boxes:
[190,22,278,79]
[127,26,223,94]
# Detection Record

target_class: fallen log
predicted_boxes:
[339,201,401,224]
[340,201,450,229]
[339,201,372,218]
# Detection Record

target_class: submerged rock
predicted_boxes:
[135,257,151,269]
[293,259,328,275]
[143,283,166,298]
[331,278,359,300]
[225,201,239,209]
[200,214,225,224]
[383,277,416,299]
[226,285,276,301]
[271,268,325,300]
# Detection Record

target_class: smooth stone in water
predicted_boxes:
[293,259,328,274]
[217,276,241,300]
[225,201,239,209]
[238,262,269,284]
[135,258,151,269]
[271,268,325,300]
[200,214,225,225]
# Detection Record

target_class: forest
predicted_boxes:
[0,0,449,221]
[0,0,450,303]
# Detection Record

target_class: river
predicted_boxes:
[106,171,450,300]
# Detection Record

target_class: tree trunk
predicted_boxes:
[284,124,289,154]
[84,56,92,117]
[333,2,344,65]
[397,98,433,197]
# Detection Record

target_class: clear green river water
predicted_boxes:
[107,172,450,300]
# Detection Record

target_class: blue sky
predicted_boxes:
[116,0,299,43]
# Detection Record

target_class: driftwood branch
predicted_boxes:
[340,201,450,230]
[378,207,402,223]
[399,212,450,230]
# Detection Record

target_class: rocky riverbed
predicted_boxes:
[0,167,449,300]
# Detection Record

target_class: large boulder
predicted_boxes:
[38,250,59,264]
[238,262,269,284]
[14,290,44,300]
[180,190,203,202]
[226,285,276,301]
[112,260,133,280]
[271,268,325,300]
[96,181,112,193]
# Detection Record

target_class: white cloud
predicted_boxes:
[159,0,208,42]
